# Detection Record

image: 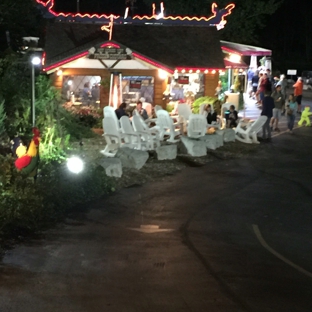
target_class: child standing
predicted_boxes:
[286,94,297,134]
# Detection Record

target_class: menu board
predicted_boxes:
[130,80,142,89]
[178,76,189,84]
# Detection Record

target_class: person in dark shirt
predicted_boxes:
[251,71,259,99]
[115,102,128,119]
[205,104,218,124]
[261,91,275,141]
[225,105,238,128]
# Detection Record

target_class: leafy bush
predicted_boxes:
[0,100,6,137]
[63,103,102,128]
[166,104,174,113]
[0,157,115,242]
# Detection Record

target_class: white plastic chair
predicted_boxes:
[187,114,207,139]
[133,110,159,132]
[199,103,208,117]
[142,102,152,117]
[101,117,122,157]
[103,106,121,132]
[177,104,192,122]
[220,103,233,129]
[156,110,181,143]
[120,116,142,150]
[235,116,268,144]
[132,115,160,150]
[154,105,163,113]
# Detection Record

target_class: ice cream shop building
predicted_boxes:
[36,0,271,108]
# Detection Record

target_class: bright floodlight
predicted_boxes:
[31,56,41,65]
[67,156,84,174]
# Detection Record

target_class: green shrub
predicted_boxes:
[0,158,115,242]
[166,104,174,113]
[0,101,6,137]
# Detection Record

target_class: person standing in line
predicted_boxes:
[261,90,275,142]
[247,67,255,97]
[251,70,259,99]
[279,74,288,115]
[293,77,303,114]
[286,94,297,134]
[270,83,284,132]
[256,72,265,106]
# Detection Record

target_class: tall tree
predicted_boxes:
[142,0,283,43]
[0,0,43,52]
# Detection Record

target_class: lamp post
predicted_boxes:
[31,56,41,127]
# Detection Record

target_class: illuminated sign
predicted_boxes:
[89,48,131,60]
[178,76,189,84]
[35,0,235,28]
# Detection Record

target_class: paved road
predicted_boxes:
[1,124,312,311]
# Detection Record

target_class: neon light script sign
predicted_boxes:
[35,0,235,27]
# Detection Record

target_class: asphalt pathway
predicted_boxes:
[0,105,312,311]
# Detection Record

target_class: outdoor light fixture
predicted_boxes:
[181,69,185,73]
[67,156,84,174]
[212,70,216,74]
[31,56,41,127]
[158,69,167,79]
[229,53,241,63]
[204,70,208,74]
[67,80,73,85]
[56,69,63,76]
[189,70,193,73]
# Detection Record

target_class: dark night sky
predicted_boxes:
[44,0,312,72]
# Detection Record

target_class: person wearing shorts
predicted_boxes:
[293,77,303,113]
[270,84,284,132]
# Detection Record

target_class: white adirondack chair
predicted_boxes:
[132,110,159,132]
[101,117,122,157]
[120,116,143,150]
[177,104,192,122]
[142,102,152,117]
[187,114,207,139]
[235,116,268,144]
[154,105,163,113]
[103,106,121,132]
[132,115,160,150]
[156,110,181,143]
[199,103,208,117]
[170,101,179,118]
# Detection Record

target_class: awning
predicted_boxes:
[221,40,272,56]
[224,58,248,69]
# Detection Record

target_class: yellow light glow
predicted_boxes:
[181,69,185,73]
[113,84,118,109]
[196,70,200,73]
[212,70,216,74]
[229,53,241,63]
[56,69,63,76]
[158,69,168,79]
[204,70,208,74]
[189,69,193,73]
